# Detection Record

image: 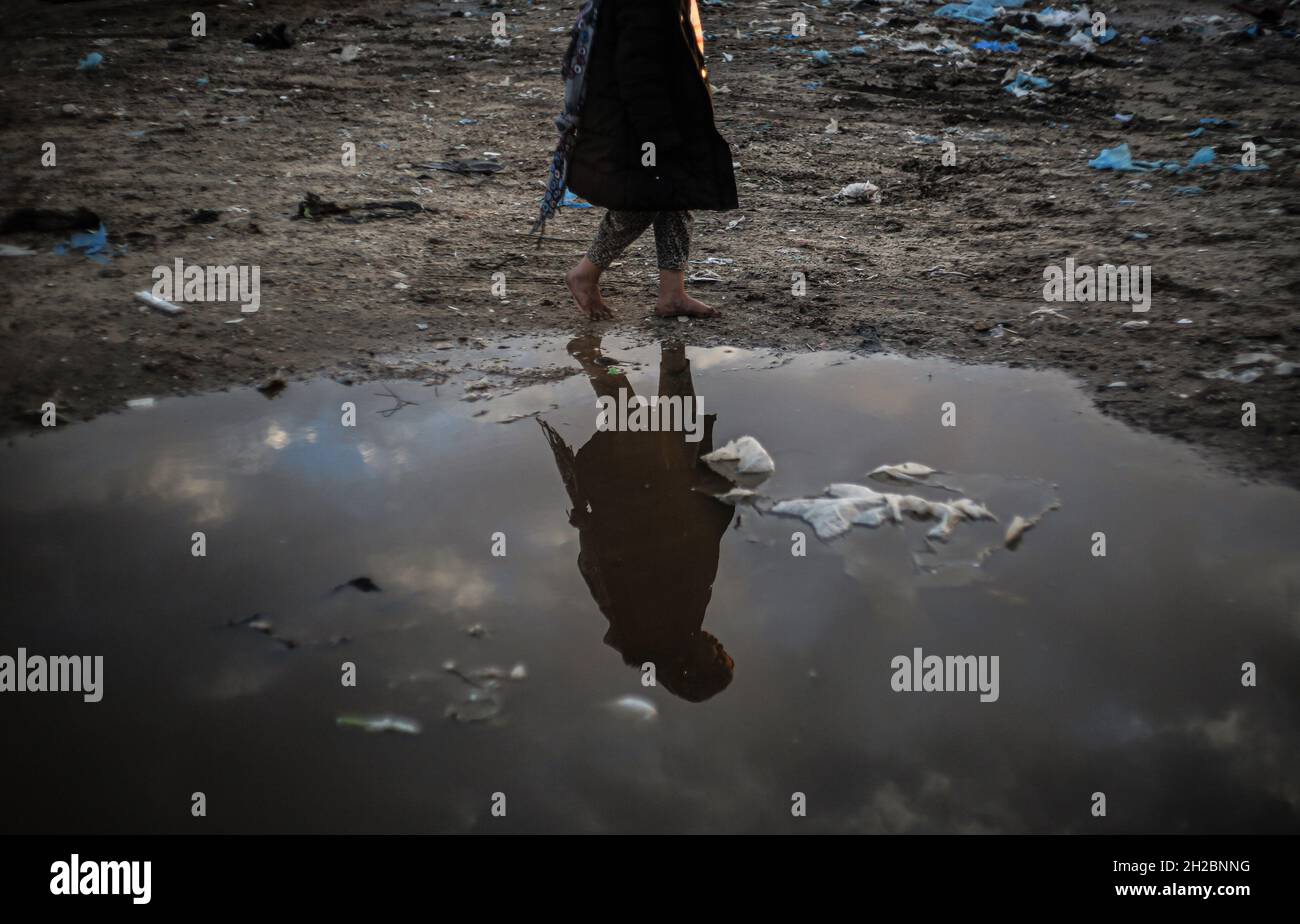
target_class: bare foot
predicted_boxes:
[655,291,719,318]
[566,262,613,320]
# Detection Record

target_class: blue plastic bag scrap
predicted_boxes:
[1186,146,1216,168]
[77,52,104,71]
[1087,143,1163,172]
[560,190,591,209]
[1003,72,1052,97]
[53,223,113,264]
[973,40,1020,53]
[934,1,1004,25]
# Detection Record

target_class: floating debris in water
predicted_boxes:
[702,436,774,485]
[772,482,995,542]
[336,714,421,735]
[867,462,949,488]
[445,689,501,723]
[332,576,380,594]
[606,695,658,721]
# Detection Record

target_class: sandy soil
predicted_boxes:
[1,0,1297,482]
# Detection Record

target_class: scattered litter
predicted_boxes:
[336,714,421,735]
[77,52,104,71]
[257,378,287,398]
[772,482,995,542]
[134,290,184,316]
[1232,353,1280,367]
[688,269,724,284]
[934,1,1005,25]
[1121,320,1150,330]
[834,181,881,203]
[444,689,501,723]
[1029,307,1070,320]
[1005,504,1058,549]
[606,695,658,721]
[561,189,591,209]
[1088,144,1165,172]
[714,487,764,507]
[0,245,36,257]
[415,159,502,175]
[294,192,423,222]
[125,397,156,409]
[1003,72,1052,98]
[1202,368,1262,384]
[868,462,943,486]
[972,40,1020,53]
[244,24,294,50]
[53,223,111,264]
[334,45,362,63]
[702,436,775,485]
[1172,186,1203,197]
[810,49,833,66]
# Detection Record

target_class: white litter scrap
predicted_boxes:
[835,181,881,203]
[336,714,422,735]
[606,695,658,722]
[134,290,184,315]
[868,461,944,486]
[771,482,995,542]
[702,435,775,485]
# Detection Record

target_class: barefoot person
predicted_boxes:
[532,0,738,320]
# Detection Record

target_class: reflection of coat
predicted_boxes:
[540,345,735,701]
[573,415,732,665]
[567,0,739,212]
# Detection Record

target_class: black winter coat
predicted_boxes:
[566,0,739,212]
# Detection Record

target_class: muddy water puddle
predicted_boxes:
[2,337,1297,833]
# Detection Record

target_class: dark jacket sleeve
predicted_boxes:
[613,0,685,155]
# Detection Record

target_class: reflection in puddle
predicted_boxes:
[1,336,1298,833]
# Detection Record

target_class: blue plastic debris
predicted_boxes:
[810,49,833,65]
[1097,27,1118,44]
[1003,72,1052,97]
[1088,144,1164,172]
[935,0,1022,24]
[1187,127,1205,138]
[803,81,821,90]
[848,45,868,56]
[77,52,104,71]
[53,223,112,264]
[1172,186,1203,196]
[196,76,209,87]
[1128,231,1149,240]
[1199,117,1230,127]
[1113,113,1133,123]
[1186,146,1216,168]
[1231,163,1269,173]
[973,40,1020,53]
[456,118,478,125]
[561,189,591,209]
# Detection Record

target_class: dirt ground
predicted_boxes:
[1,0,1297,483]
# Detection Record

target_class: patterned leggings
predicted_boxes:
[586,210,693,271]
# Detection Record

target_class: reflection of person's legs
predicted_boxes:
[653,210,718,319]
[567,210,654,320]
